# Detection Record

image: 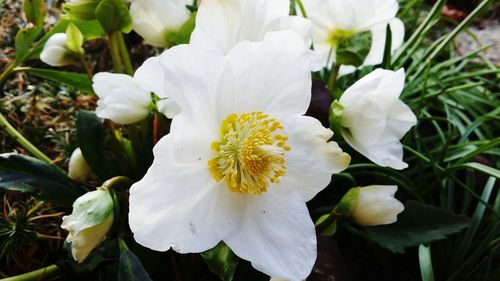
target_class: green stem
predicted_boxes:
[0,265,61,281]
[0,61,18,87]
[315,213,337,234]
[78,53,93,80]
[101,176,133,191]
[295,0,308,18]
[108,32,123,73]
[0,111,53,164]
[116,32,133,76]
[327,63,341,95]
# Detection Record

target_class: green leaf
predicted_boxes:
[336,31,372,67]
[447,162,500,179]
[15,0,46,61]
[95,0,132,33]
[315,214,338,236]
[0,154,86,207]
[16,67,93,93]
[62,0,101,21]
[118,239,153,281]
[201,242,240,281]
[66,23,84,54]
[23,0,45,26]
[365,201,470,253]
[76,110,116,180]
[174,12,196,45]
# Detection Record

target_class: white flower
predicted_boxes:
[301,0,405,71]
[93,56,177,124]
[68,148,91,182]
[190,0,312,55]
[351,185,404,226]
[40,33,74,67]
[130,0,192,47]
[61,188,114,262]
[338,68,416,169]
[129,31,350,280]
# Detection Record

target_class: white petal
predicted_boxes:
[45,33,67,47]
[157,99,181,119]
[215,31,311,121]
[191,0,295,54]
[279,115,350,202]
[342,130,408,169]
[129,135,244,253]
[264,16,313,46]
[92,72,138,98]
[357,0,399,31]
[351,185,404,226]
[223,187,316,280]
[40,46,72,67]
[340,98,386,145]
[363,18,405,66]
[134,56,166,97]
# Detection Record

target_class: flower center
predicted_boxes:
[208,112,290,195]
[328,28,356,47]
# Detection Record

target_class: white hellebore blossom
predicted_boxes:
[93,56,178,124]
[40,33,74,67]
[351,185,404,226]
[61,188,114,263]
[129,32,350,280]
[130,0,192,47]
[68,148,91,182]
[338,68,416,169]
[190,0,312,55]
[301,0,405,71]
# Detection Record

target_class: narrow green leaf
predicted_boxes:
[15,67,93,93]
[381,23,392,69]
[0,154,86,207]
[201,242,240,281]
[366,201,470,253]
[118,239,153,281]
[447,162,500,179]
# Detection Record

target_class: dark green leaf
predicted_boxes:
[16,67,93,93]
[336,31,372,67]
[0,154,86,206]
[76,110,114,180]
[201,242,240,281]
[118,239,153,281]
[95,0,132,33]
[366,201,470,253]
[381,24,392,69]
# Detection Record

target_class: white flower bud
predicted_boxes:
[40,33,74,67]
[351,185,404,226]
[130,0,192,47]
[68,148,91,182]
[61,188,114,262]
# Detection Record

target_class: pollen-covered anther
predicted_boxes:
[208,112,290,195]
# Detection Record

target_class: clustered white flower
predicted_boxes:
[55,0,417,279]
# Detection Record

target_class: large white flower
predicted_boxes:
[351,185,404,226]
[190,0,312,55]
[130,0,192,47]
[301,0,404,71]
[93,56,178,124]
[129,32,350,280]
[338,68,416,169]
[40,33,74,67]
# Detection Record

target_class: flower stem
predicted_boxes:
[0,264,61,281]
[108,32,124,73]
[0,111,53,164]
[101,176,134,191]
[116,32,133,76]
[327,63,341,95]
[78,53,93,80]
[0,61,17,87]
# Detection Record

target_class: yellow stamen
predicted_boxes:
[208,112,290,195]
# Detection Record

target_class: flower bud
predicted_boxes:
[68,148,91,182]
[40,33,75,67]
[351,185,404,226]
[61,188,114,262]
[129,0,192,47]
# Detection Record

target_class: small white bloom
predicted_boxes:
[301,0,404,71]
[130,0,192,47]
[40,33,75,67]
[68,148,91,182]
[351,185,404,226]
[93,56,175,124]
[129,32,350,280]
[191,0,312,55]
[339,68,416,169]
[61,188,114,262]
